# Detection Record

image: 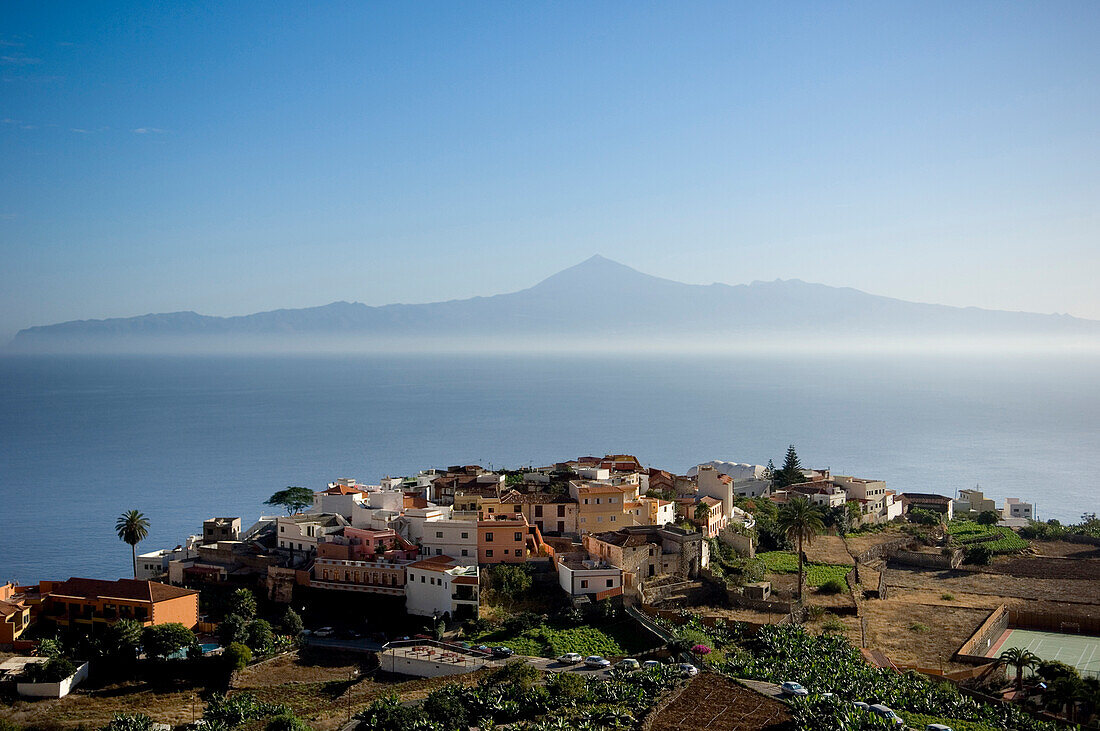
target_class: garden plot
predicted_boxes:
[648,674,792,731]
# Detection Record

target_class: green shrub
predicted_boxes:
[264,712,311,731]
[941,593,955,601]
[21,656,76,683]
[99,715,154,731]
[225,641,252,671]
[817,578,846,595]
[141,622,195,659]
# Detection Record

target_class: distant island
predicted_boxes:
[7,255,1100,353]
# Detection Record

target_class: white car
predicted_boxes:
[780,681,809,697]
[557,652,583,665]
[868,704,904,728]
[584,655,611,668]
[642,660,662,670]
[926,725,954,731]
[678,663,699,677]
[313,627,335,638]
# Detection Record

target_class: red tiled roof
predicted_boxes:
[47,578,197,603]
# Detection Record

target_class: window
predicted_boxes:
[436,548,442,555]
[461,532,468,539]
[485,549,494,557]
[421,576,425,583]
[609,497,616,503]
[513,532,522,541]
[595,498,601,504]
[436,531,443,538]
[503,549,509,555]
[606,579,614,587]
[534,505,543,517]
[487,507,495,513]
[557,505,566,517]
[580,517,586,524]
[461,549,468,556]
[584,498,589,505]
[280,526,284,533]
[610,516,616,522]
[580,580,589,589]
[513,505,522,512]
[485,532,494,542]
[596,516,602,522]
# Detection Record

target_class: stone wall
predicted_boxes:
[893,548,963,569]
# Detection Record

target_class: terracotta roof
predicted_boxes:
[573,483,627,494]
[319,484,367,496]
[46,578,197,603]
[451,576,478,585]
[699,496,722,507]
[407,556,459,572]
[0,599,24,617]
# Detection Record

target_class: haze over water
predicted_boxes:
[1,352,1097,583]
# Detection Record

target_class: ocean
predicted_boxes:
[0,353,1097,583]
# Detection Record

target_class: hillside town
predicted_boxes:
[2,449,1097,731]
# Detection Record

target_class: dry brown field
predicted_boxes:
[802,534,854,565]
[648,674,792,731]
[0,651,489,731]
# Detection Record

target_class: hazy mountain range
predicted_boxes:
[7,255,1099,353]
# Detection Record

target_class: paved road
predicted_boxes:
[304,636,385,653]
[737,677,785,700]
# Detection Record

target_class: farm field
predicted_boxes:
[802,534,854,565]
[884,566,1100,605]
[860,599,991,672]
[466,618,658,658]
[0,651,489,731]
[648,674,792,731]
[947,521,1028,553]
[757,551,851,587]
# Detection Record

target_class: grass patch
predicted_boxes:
[941,593,955,601]
[900,711,1007,731]
[757,551,852,587]
[946,521,1028,553]
[909,623,930,633]
[467,619,656,658]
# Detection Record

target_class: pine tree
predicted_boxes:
[774,445,804,487]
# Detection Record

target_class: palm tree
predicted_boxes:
[999,646,1040,696]
[115,510,150,579]
[775,497,824,600]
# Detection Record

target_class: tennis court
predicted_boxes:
[988,628,1100,678]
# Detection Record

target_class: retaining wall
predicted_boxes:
[956,604,1010,663]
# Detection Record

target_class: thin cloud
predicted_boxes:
[70,128,92,134]
[0,53,42,66]
[132,127,168,134]
[1,118,21,124]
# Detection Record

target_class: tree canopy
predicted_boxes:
[772,445,806,488]
[141,623,195,659]
[776,496,825,599]
[115,510,150,579]
[265,487,314,515]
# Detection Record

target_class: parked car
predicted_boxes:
[677,663,699,677]
[557,652,584,665]
[852,702,870,711]
[491,646,514,659]
[780,681,809,697]
[615,658,641,671]
[585,655,611,668]
[642,660,662,670]
[313,627,334,638]
[472,645,492,655]
[868,704,904,728]
[925,725,953,731]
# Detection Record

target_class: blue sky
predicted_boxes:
[2,1,1099,341]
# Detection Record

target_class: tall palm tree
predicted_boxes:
[115,510,150,579]
[775,497,824,600]
[999,646,1040,696]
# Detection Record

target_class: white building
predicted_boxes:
[404,557,480,620]
[276,513,348,553]
[1002,498,1034,521]
[419,519,479,566]
[557,557,623,598]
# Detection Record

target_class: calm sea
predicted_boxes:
[0,353,1097,582]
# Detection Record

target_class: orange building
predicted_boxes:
[0,582,31,644]
[477,514,545,564]
[24,578,199,630]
